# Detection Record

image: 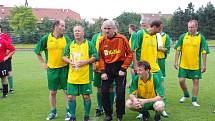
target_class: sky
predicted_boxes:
[0,0,214,20]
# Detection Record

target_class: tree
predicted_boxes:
[10,6,37,43]
[114,12,141,38]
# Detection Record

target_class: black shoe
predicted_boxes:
[84,116,90,121]
[9,89,14,93]
[103,115,112,121]
[154,112,161,121]
[69,117,76,121]
[0,88,2,92]
[95,109,103,117]
[141,111,150,121]
[2,94,8,98]
[117,116,123,121]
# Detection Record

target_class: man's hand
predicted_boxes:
[3,56,9,61]
[174,62,179,70]
[76,60,89,67]
[119,70,125,76]
[130,69,135,75]
[101,73,108,80]
[42,62,48,70]
[133,99,141,109]
[92,63,97,72]
[201,64,206,73]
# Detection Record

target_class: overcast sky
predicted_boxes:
[0,0,214,19]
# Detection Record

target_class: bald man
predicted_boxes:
[63,25,98,121]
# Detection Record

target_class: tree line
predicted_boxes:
[0,2,214,43]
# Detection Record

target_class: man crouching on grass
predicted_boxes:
[126,61,165,121]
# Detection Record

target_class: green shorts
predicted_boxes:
[178,67,202,79]
[93,72,102,87]
[67,83,92,96]
[140,102,154,111]
[152,70,163,81]
[47,66,68,90]
[158,59,166,77]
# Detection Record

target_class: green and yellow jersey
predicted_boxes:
[129,73,164,99]
[157,32,171,59]
[129,32,138,52]
[174,32,209,70]
[64,39,99,84]
[91,32,103,71]
[34,33,71,68]
[134,29,160,72]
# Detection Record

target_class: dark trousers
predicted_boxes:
[101,62,126,117]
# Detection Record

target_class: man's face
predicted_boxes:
[55,21,65,34]
[150,26,161,35]
[103,24,115,38]
[137,66,148,78]
[140,22,148,29]
[73,26,84,40]
[188,22,198,35]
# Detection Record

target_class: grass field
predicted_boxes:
[0,49,215,121]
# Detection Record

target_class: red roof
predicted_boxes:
[0,5,81,21]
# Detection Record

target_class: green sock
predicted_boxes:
[192,96,197,102]
[110,92,115,107]
[66,107,70,113]
[68,100,76,118]
[51,108,57,114]
[183,90,190,97]
[8,76,13,89]
[84,99,91,117]
[97,92,102,110]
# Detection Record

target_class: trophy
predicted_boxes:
[72,52,81,70]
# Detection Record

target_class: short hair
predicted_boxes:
[102,20,116,28]
[129,24,136,31]
[150,20,162,28]
[138,60,151,71]
[188,20,198,28]
[52,20,60,30]
[73,25,84,31]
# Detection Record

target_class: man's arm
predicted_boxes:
[4,40,15,61]
[174,50,180,70]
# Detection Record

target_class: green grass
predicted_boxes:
[0,49,215,121]
[13,44,36,49]
[207,40,215,46]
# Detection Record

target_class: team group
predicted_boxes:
[0,18,209,121]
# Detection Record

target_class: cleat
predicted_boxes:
[65,112,71,121]
[46,112,57,120]
[69,117,76,121]
[9,89,14,93]
[136,113,143,119]
[161,110,168,117]
[103,115,112,121]
[179,97,188,103]
[95,109,103,117]
[192,102,200,107]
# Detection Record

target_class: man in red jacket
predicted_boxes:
[0,30,15,97]
[99,20,133,121]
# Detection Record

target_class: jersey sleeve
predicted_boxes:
[65,35,72,44]
[174,34,185,51]
[165,34,171,54]
[63,42,72,57]
[130,32,138,52]
[91,33,98,45]
[153,74,164,97]
[129,75,138,95]
[88,40,99,60]
[200,34,210,54]
[34,34,48,54]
